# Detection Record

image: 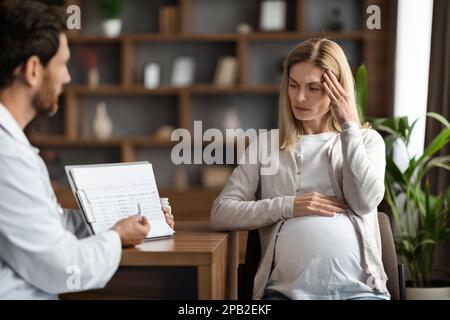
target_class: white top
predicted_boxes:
[0,103,122,299]
[266,132,388,300]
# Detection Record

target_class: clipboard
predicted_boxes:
[65,161,174,240]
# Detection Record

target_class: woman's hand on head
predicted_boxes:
[293,192,348,217]
[322,69,360,125]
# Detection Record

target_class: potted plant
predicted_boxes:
[355,65,450,299]
[372,114,450,299]
[97,0,124,37]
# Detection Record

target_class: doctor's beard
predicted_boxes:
[32,74,60,117]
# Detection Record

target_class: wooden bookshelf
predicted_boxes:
[67,31,367,42]
[30,0,397,220]
[64,84,280,95]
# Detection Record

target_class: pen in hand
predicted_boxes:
[136,202,144,224]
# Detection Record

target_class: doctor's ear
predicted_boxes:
[18,55,44,88]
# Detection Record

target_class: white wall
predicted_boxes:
[393,0,434,168]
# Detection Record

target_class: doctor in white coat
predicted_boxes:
[0,1,175,299]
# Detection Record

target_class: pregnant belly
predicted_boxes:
[274,213,361,262]
[269,214,372,298]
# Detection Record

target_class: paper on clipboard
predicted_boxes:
[66,162,174,239]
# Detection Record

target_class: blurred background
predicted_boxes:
[29,0,397,216]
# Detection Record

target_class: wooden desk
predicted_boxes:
[62,221,239,300]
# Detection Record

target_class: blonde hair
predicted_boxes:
[278,38,362,150]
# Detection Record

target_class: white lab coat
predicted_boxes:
[0,104,121,299]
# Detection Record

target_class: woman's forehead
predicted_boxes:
[289,63,323,83]
[289,62,323,81]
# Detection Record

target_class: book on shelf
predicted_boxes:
[159,5,179,34]
[213,56,238,87]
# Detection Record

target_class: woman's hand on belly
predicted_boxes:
[293,192,348,218]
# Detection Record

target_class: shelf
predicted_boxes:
[29,135,176,148]
[67,35,123,43]
[66,85,180,95]
[30,135,250,148]
[65,84,280,95]
[188,84,280,94]
[67,31,367,43]
[245,31,366,41]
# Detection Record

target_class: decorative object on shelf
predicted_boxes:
[97,0,125,37]
[259,0,287,31]
[202,166,233,189]
[144,62,161,89]
[155,125,175,141]
[79,48,100,88]
[237,23,252,34]
[223,107,240,131]
[213,56,238,87]
[171,56,195,87]
[223,107,241,142]
[159,5,179,34]
[174,167,189,190]
[87,67,99,89]
[326,7,344,31]
[92,101,113,140]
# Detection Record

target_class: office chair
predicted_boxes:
[238,212,406,300]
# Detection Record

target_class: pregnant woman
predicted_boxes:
[211,38,390,300]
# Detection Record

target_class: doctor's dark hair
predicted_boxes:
[0,0,66,89]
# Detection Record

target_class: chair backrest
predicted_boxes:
[377,212,400,300]
[239,212,400,300]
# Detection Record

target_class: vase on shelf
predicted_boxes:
[102,18,122,37]
[98,0,124,37]
[88,67,99,89]
[92,101,113,140]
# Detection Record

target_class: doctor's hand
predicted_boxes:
[163,207,175,230]
[112,215,150,247]
[293,192,348,218]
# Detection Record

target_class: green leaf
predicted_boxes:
[426,112,450,129]
[372,118,400,137]
[98,0,124,19]
[384,135,397,157]
[355,64,368,123]
[398,117,410,142]
[414,239,437,250]
[385,157,407,187]
[416,156,450,185]
[417,129,450,168]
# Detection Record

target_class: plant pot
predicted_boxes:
[406,282,450,300]
[102,19,122,37]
